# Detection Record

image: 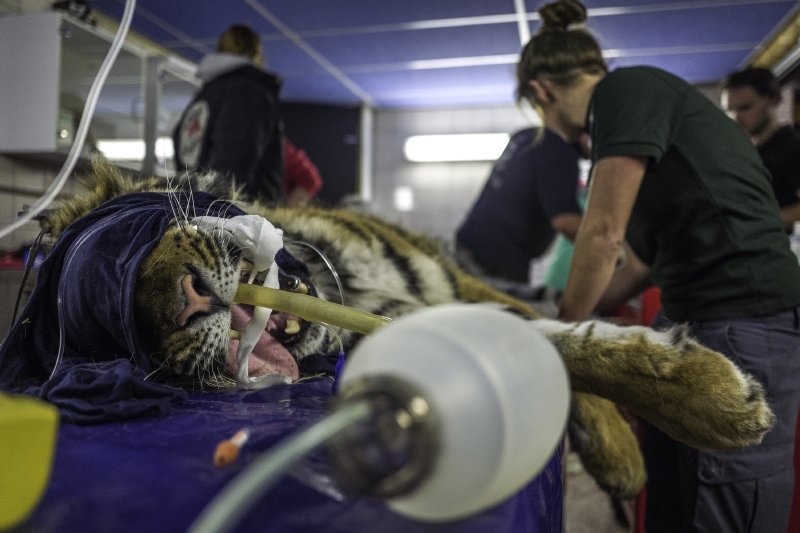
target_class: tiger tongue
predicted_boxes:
[229,304,299,381]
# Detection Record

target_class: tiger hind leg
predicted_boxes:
[569,392,647,500]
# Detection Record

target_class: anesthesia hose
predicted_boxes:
[188,400,372,533]
[188,304,570,532]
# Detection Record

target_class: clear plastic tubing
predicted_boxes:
[234,284,393,335]
[187,399,372,533]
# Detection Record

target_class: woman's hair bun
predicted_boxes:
[538,0,587,31]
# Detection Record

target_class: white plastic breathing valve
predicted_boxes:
[192,215,288,390]
[330,304,571,522]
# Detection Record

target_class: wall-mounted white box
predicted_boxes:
[0,12,66,153]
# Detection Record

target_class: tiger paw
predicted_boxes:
[534,320,776,451]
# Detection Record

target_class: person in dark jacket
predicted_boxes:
[173,24,284,202]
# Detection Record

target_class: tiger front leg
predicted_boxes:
[533,320,776,451]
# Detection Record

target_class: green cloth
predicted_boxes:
[544,189,587,291]
[588,66,800,322]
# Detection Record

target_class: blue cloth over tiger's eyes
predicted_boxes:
[0,191,263,424]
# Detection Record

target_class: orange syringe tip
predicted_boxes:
[213,428,251,467]
[213,441,240,467]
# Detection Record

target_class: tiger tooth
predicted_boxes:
[230,329,242,340]
[296,282,309,295]
[239,259,254,273]
[285,319,300,335]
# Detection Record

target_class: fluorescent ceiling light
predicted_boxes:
[394,186,414,211]
[404,133,509,162]
[96,137,174,161]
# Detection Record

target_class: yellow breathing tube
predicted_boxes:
[234,284,393,336]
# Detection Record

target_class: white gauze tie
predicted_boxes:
[192,215,290,389]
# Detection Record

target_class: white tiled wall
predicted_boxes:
[370,104,541,242]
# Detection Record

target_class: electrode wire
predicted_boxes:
[321,322,344,355]
[284,239,348,344]
[187,399,372,533]
[284,240,347,307]
[49,207,151,381]
[10,228,46,332]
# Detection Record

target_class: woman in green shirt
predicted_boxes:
[519,1,800,532]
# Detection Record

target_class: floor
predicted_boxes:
[564,452,634,533]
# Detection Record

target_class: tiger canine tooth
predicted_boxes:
[230,330,242,340]
[296,283,309,295]
[285,319,300,335]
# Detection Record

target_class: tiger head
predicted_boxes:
[132,219,333,388]
[35,164,334,390]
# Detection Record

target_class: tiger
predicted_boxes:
[36,161,774,500]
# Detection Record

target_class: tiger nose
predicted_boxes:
[175,274,228,327]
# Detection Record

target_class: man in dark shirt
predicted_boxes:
[724,68,800,231]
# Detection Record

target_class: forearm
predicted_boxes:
[595,243,652,312]
[779,202,800,232]
[557,155,647,322]
[559,224,622,321]
[551,212,583,242]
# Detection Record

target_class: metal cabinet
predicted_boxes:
[0,11,198,175]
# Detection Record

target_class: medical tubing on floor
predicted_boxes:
[187,399,372,533]
[0,0,137,239]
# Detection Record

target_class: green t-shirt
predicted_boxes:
[588,66,800,322]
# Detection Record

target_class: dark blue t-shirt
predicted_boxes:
[456,128,581,281]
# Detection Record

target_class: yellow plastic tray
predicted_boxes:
[0,392,59,531]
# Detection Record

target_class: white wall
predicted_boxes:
[370,104,541,241]
[0,0,64,250]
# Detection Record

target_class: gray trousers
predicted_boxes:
[646,307,800,533]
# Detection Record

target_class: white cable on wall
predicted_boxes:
[0,0,137,239]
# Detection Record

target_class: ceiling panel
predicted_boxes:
[349,64,520,107]
[260,0,515,30]
[608,50,754,81]
[302,25,521,67]
[91,0,799,108]
[585,4,792,50]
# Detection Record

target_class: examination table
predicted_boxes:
[18,378,563,533]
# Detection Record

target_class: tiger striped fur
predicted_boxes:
[42,161,775,500]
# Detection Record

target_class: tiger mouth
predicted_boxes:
[228,304,301,381]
